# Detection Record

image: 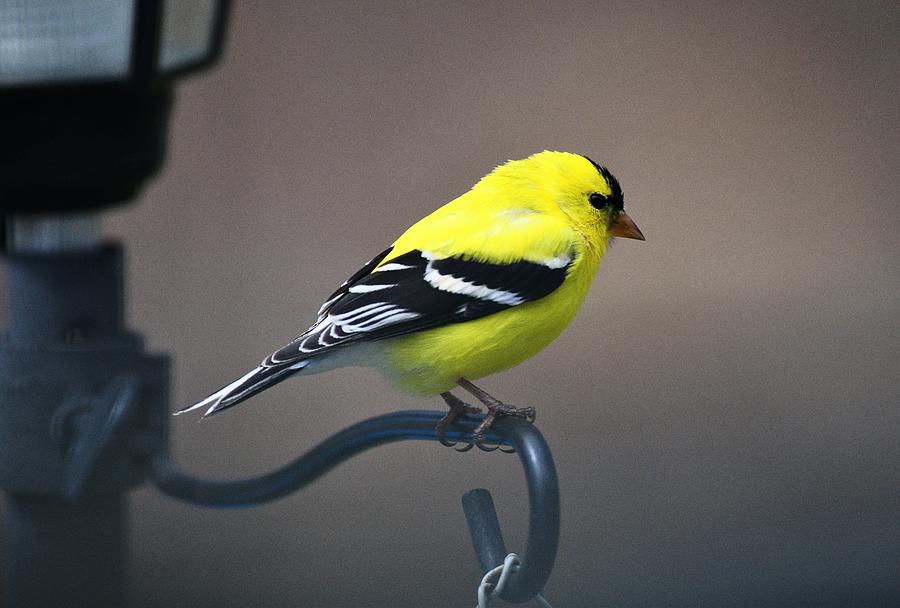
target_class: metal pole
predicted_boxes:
[5,494,126,606]
[0,216,168,608]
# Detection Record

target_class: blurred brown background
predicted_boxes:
[8,1,900,606]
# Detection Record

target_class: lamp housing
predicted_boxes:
[0,0,229,215]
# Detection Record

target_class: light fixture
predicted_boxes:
[0,0,229,217]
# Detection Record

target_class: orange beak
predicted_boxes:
[609,211,645,240]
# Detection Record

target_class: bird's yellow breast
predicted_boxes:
[383,245,600,395]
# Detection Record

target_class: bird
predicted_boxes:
[175,150,644,449]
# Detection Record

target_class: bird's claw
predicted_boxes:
[473,433,505,452]
[468,429,516,453]
[436,389,534,453]
[436,425,476,452]
[436,392,482,450]
[492,403,536,423]
[436,419,478,451]
[468,412,513,453]
[470,401,536,452]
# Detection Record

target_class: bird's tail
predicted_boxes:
[174,360,310,418]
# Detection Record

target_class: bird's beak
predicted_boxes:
[609,211,645,240]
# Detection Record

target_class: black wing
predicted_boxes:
[264,248,573,366]
[311,246,395,322]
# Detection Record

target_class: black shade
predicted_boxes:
[0,83,173,215]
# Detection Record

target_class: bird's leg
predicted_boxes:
[436,391,482,450]
[457,378,537,421]
[457,378,536,450]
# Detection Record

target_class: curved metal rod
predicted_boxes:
[151,410,558,603]
[462,420,560,603]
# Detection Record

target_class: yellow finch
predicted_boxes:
[176,151,643,446]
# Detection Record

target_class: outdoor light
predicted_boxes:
[0,0,229,216]
[0,3,229,607]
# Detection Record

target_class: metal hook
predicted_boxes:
[151,410,559,602]
[462,417,559,604]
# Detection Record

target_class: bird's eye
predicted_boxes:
[589,193,609,210]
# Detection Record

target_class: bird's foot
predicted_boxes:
[436,392,482,452]
[457,379,536,453]
[469,403,534,453]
